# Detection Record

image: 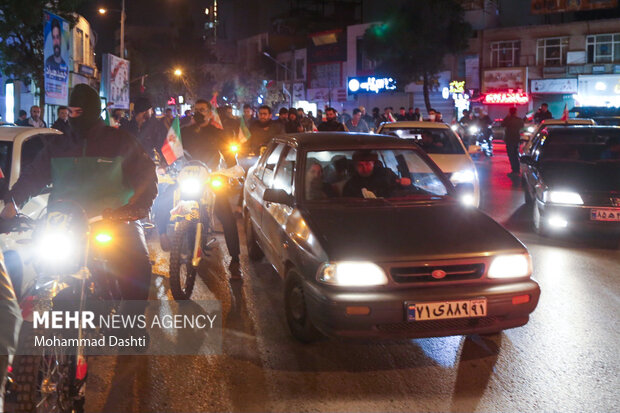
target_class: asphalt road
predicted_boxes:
[86,143,619,413]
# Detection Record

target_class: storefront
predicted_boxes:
[530,78,577,118]
[576,74,620,107]
[481,68,529,119]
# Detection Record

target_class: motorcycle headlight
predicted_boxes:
[230,143,240,154]
[317,262,388,286]
[468,125,479,134]
[451,124,459,131]
[94,232,113,245]
[38,231,75,263]
[527,126,536,133]
[210,176,224,190]
[180,177,203,195]
[488,254,532,279]
[544,190,583,205]
[450,169,476,185]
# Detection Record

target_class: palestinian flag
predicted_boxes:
[162,117,184,164]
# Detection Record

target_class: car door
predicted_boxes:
[523,130,546,199]
[261,145,297,272]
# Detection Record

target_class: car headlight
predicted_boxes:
[38,231,75,263]
[317,262,388,286]
[488,254,531,279]
[544,190,583,205]
[468,125,479,134]
[450,169,476,185]
[180,177,203,195]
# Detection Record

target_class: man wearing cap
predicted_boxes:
[0,84,158,306]
[343,150,411,198]
[122,96,167,164]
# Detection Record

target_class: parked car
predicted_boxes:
[243,132,540,342]
[376,121,480,207]
[0,126,63,297]
[520,126,620,235]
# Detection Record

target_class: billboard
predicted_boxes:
[531,78,578,94]
[482,68,528,93]
[531,0,618,14]
[101,54,130,109]
[347,76,396,94]
[44,11,70,106]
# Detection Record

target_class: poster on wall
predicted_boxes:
[44,11,70,106]
[101,54,130,109]
[482,68,527,93]
[531,78,578,94]
[531,0,618,14]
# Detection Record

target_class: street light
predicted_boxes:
[263,51,293,107]
[98,0,126,59]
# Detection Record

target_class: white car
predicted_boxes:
[0,126,62,297]
[376,121,480,207]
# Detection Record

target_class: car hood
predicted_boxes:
[303,203,524,262]
[428,154,474,175]
[541,160,620,192]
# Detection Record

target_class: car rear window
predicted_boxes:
[380,127,465,155]
[540,129,620,162]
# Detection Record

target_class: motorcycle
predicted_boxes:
[2,201,143,413]
[167,154,245,300]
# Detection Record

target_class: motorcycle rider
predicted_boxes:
[157,99,242,275]
[122,96,167,164]
[0,84,157,309]
[0,258,21,412]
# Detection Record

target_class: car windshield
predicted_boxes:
[380,127,464,154]
[304,148,449,202]
[540,129,620,162]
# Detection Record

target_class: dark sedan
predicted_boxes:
[520,126,620,235]
[243,133,540,342]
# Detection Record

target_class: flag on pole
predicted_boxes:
[560,104,569,121]
[209,92,223,129]
[162,117,184,164]
[238,116,251,142]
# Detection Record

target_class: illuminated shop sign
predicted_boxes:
[483,91,529,104]
[347,76,396,94]
[449,80,465,94]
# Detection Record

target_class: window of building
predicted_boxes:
[536,37,568,66]
[490,40,520,67]
[85,33,90,65]
[586,33,620,63]
[75,28,84,63]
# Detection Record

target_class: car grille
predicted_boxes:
[376,316,501,333]
[390,263,485,284]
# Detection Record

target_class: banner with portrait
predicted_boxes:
[44,11,70,105]
[101,54,130,109]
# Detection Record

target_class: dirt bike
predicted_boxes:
[2,201,145,413]
[167,157,245,300]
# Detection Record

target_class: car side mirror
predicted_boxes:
[263,188,295,207]
[520,155,535,165]
[468,145,482,155]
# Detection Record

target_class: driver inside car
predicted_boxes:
[342,150,412,198]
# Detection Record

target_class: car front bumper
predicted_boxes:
[304,279,540,339]
[539,202,620,234]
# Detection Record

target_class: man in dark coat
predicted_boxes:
[502,107,525,177]
[317,107,347,132]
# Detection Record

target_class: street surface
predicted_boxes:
[86,142,620,413]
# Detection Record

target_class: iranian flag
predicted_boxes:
[162,117,184,164]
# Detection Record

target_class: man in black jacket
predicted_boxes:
[502,107,525,177]
[122,96,167,164]
[248,105,284,154]
[1,84,157,304]
[51,106,70,134]
[318,107,347,132]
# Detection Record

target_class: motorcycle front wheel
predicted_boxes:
[169,220,198,300]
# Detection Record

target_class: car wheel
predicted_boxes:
[244,213,264,261]
[284,269,322,343]
[532,202,548,236]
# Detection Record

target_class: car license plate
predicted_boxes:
[405,299,487,321]
[590,209,620,222]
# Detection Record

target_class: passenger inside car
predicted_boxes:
[342,150,411,198]
[305,161,335,200]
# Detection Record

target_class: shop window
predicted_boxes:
[536,37,568,66]
[490,40,520,68]
[586,33,620,63]
[75,28,84,63]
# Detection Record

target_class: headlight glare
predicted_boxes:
[545,190,583,205]
[318,262,388,286]
[468,125,479,134]
[450,124,459,131]
[450,169,475,184]
[38,231,75,263]
[488,254,531,279]
[180,178,202,195]
[527,126,535,133]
